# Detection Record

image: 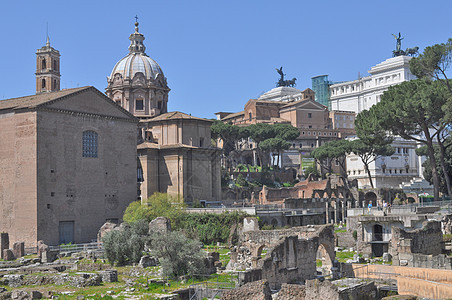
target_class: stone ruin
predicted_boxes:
[391,220,451,268]
[0,233,25,262]
[220,278,377,300]
[227,223,336,289]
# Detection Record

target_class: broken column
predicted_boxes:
[0,233,9,259]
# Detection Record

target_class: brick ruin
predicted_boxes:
[227,224,336,289]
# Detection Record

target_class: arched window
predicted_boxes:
[82,130,98,158]
[41,78,46,88]
[42,59,46,69]
[53,59,57,71]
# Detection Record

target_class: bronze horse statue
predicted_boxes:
[405,46,419,56]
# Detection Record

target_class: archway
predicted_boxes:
[316,243,334,275]
[364,192,377,206]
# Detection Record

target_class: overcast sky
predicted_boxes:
[1,0,451,118]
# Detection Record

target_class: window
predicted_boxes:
[249,112,252,121]
[41,78,46,88]
[53,59,57,71]
[52,79,56,89]
[308,113,312,118]
[136,99,144,111]
[158,101,162,110]
[309,125,312,129]
[42,58,46,69]
[200,137,204,147]
[82,130,98,158]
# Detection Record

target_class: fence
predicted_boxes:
[24,242,102,255]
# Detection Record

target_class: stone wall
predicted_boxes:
[305,279,377,300]
[391,221,443,257]
[220,279,271,300]
[232,225,335,289]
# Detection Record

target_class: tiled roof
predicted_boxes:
[0,87,90,111]
[140,111,212,123]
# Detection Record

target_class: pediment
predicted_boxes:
[282,100,326,111]
[42,88,135,120]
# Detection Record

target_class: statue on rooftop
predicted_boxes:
[275,67,297,87]
[392,32,406,56]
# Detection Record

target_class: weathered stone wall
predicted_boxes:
[220,279,271,300]
[234,225,335,289]
[391,221,443,256]
[277,283,306,299]
[304,279,377,300]
[335,230,356,249]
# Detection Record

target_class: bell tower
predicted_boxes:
[36,36,60,94]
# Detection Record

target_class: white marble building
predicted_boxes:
[329,56,430,191]
[329,56,416,113]
[346,136,425,189]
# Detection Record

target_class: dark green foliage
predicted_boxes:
[304,165,320,178]
[235,173,248,187]
[172,211,246,245]
[149,231,206,279]
[102,220,149,266]
[311,139,352,177]
[352,230,358,241]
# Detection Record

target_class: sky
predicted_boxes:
[1,0,451,119]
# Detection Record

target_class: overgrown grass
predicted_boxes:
[335,251,357,263]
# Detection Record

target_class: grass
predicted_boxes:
[335,250,357,263]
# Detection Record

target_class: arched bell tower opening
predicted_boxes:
[36,36,60,94]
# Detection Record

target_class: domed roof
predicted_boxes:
[108,20,165,81]
[110,53,163,80]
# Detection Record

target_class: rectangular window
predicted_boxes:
[308,113,312,118]
[136,99,144,110]
[82,130,98,158]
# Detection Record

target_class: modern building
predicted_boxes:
[0,41,138,246]
[311,75,332,109]
[107,20,221,203]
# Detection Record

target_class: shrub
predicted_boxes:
[149,231,206,279]
[352,230,358,241]
[102,220,149,266]
[235,174,248,187]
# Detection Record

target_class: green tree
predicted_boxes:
[416,137,452,196]
[123,193,185,224]
[259,137,291,167]
[410,40,452,197]
[149,231,206,279]
[348,138,395,189]
[410,38,452,93]
[311,140,352,177]
[358,79,449,199]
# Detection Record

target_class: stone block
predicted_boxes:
[3,249,15,261]
[41,250,58,263]
[99,269,118,282]
[383,252,392,263]
[37,240,48,258]
[97,222,118,244]
[0,233,9,260]
[12,242,25,259]
[400,259,408,266]
[148,217,171,234]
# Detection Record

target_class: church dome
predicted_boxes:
[108,19,165,82]
[110,53,163,81]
